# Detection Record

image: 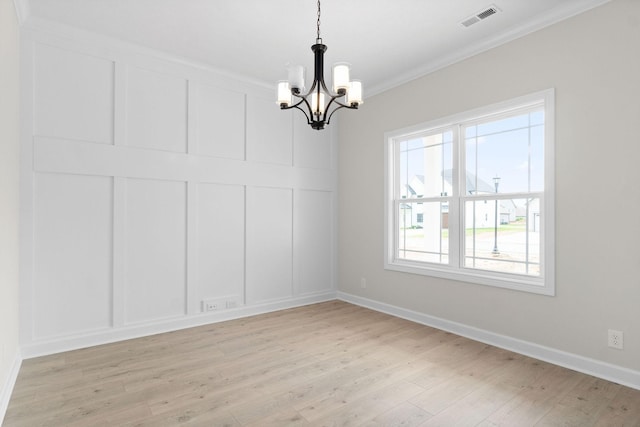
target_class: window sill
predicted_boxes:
[384,260,554,296]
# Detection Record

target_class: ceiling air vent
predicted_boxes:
[461,4,501,28]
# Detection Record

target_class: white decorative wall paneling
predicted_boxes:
[196,183,245,309]
[294,189,334,296]
[33,42,114,145]
[33,173,113,339]
[20,26,338,357]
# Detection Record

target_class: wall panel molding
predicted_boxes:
[32,137,335,191]
[32,173,114,339]
[20,25,337,354]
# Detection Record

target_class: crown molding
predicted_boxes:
[17,0,611,98]
[366,0,612,97]
[22,16,273,92]
[12,0,29,25]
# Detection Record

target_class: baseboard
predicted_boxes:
[338,291,640,391]
[19,290,640,392]
[0,349,22,425]
[21,291,337,359]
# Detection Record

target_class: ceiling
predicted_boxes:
[24,0,609,96]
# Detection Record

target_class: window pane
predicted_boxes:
[398,131,452,199]
[530,124,544,192]
[464,109,544,195]
[398,201,449,264]
[477,114,529,137]
[399,140,409,198]
[530,110,544,126]
[464,198,540,276]
[465,126,476,139]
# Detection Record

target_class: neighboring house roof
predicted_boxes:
[443,170,495,194]
[404,171,496,197]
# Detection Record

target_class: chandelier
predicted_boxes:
[276,0,363,130]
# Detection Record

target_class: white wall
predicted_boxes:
[20,22,338,357]
[339,0,640,382]
[0,0,22,419]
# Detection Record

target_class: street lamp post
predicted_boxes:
[492,176,500,255]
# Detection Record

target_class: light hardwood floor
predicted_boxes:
[4,301,640,426]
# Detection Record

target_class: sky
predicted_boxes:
[399,109,544,197]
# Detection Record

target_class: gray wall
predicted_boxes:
[338,0,640,372]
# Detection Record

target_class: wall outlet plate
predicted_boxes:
[608,329,624,350]
[203,296,242,312]
[202,300,222,312]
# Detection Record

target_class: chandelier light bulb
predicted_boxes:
[277,81,292,106]
[347,80,363,106]
[332,63,350,93]
[311,92,325,115]
[288,65,305,91]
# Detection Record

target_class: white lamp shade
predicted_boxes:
[288,65,305,91]
[311,92,326,115]
[347,80,363,105]
[277,81,291,106]
[332,63,350,92]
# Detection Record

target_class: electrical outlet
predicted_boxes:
[608,329,624,349]
[203,300,222,312]
[226,300,237,309]
[360,277,367,289]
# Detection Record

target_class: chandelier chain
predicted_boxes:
[316,0,321,42]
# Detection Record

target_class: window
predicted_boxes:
[385,89,555,295]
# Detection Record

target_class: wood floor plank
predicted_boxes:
[4,301,640,427]
[364,402,432,427]
[483,364,584,426]
[408,371,483,415]
[417,381,520,426]
[592,385,640,427]
[243,408,309,427]
[535,376,623,426]
[295,361,424,422]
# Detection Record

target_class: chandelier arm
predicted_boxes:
[283,103,313,126]
[280,97,307,111]
[280,95,319,127]
[283,86,318,114]
[294,105,315,126]
[325,103,347,125]
[325,95,360,125]
[318,77,330,95]
[299,79,319,99]
[298,96,316,123]
[329,98,359,109]
[321,93,340,122]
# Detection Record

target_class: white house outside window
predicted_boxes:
[384,89,555,295]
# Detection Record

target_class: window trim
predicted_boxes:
[384,89,555,296]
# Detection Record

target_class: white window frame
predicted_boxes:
[384,89,555,295]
